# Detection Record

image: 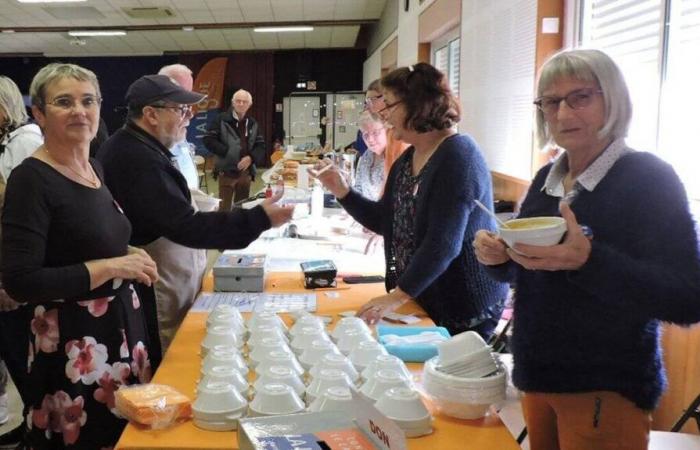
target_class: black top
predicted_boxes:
[97,122,271,248]
[1,157,152,448]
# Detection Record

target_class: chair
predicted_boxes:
[193,155,208,194]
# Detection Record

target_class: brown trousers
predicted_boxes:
[522,391,651,450]
[218,171,252,212]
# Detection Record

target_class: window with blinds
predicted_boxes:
[431,27,461,96]
[580,0,664,154]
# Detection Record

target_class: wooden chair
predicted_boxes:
[193,155,208,194]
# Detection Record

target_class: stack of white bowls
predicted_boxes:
[422,331,506,419]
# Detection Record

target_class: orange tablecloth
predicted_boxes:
[116,273,519,450]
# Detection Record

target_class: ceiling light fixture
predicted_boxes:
[254,26,313,33]
[68,30,126,37]
[18,0,87,3]
[182,26,195,32]
[1,30,16,33]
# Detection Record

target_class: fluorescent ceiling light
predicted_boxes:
[182,26,195,32]
[68,30,126,37]
[254,26,313,33]
[18,0,87,3]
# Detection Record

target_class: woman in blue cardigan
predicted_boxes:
[312,63,508,338]
[475,49,700,449]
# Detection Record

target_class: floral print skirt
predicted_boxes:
[23,283,152,449]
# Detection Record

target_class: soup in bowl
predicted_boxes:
[499,216,566,248]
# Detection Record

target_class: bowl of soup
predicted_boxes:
[498,216,566,248]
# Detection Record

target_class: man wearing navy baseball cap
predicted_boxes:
[97,74,293,366]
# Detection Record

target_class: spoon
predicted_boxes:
[473,199,510,228]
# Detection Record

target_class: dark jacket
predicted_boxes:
[96,121,270,248]
[340,134,508,334]
[486,151,700,409]
[202,111,265,179]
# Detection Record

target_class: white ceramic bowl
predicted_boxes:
[374,387,432,437]
[499,216,567,248]
[247,312,288,333]
[309,353,360,384]
[361,354,413,382]
[192,381,248,430]
[349,340,388,371]
[201,349,248,375]
[437,331,487,365]
[210,304,244,321]
[249,383,305,417]
[307,386,354,413]
[331,317,371,342]
[255,350,304,377]
[289,315,325,337]
[306,368,354,403]
[299,339,341,370]
[198,366,249,396]
[359,369,412,402]
[247,325,289,349]
[206,312,246,333]
[290,327,331,355]
[253,366,306,398]
[201,326,243,356]
[249,338,293,367]
[337,329,374,355]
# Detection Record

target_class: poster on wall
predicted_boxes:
[187,56,228,155]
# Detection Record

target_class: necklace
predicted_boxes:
[44,148,99,188]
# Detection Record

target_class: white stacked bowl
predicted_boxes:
[331,317,372,342]
[255,350,304,378]
[247,325,289,350]
[290,327,331,355]
[422,356,506,419]
[201,326,243,356]
[254,366,306,398]
[306,368,354,403]
[249,338,293,367]
[307,386,354,414]
[249,383,305,417]
[309,353,360,385]
[359,369,412,402]
[192,381,248,431]
[289,314,325,337]
[201,349,248,376]
[299,339,341,371]
[198,366,249,397]
[247,312,288,334]
[336,328,374,356]
[349,340,388,372]
[374,387,433,437]
[361,354,412,382]
[206,312,246,341]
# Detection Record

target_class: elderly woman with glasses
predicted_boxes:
[312,63,508,338]
[1,63,158,449]
[353,111,388,201]
[474,49,700,449]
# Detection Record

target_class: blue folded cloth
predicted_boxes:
[377,325,451,362]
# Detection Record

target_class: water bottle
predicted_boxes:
[311,179,324,220]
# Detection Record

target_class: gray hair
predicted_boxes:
[535,49,632,148]
[0,76,28,130]
[158,64,192,78]
[357,111,384,131]
[30,63,101,110]
[232,89,252,102]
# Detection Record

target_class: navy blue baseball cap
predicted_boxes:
[126,74,205,107]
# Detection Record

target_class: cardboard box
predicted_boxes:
[238,392,407,450]
[213,253,266,292]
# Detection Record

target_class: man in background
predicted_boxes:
[158,64,200,189]
[203,89,265,211]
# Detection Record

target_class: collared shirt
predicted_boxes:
[541,138,634,202]
[170,140,199,189]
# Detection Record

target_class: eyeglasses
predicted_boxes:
[149,104,192,118]
[361,128,385,140]
[365,95,383,105]
[377,99,402,115]
[534,88,603,116]
[45,95,102,111]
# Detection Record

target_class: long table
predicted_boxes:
[116,270,520,450]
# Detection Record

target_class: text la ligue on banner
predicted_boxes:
[187,57,228,154]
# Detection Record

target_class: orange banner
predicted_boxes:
[188,57,228,152]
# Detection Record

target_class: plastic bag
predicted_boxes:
[115,384,192,429]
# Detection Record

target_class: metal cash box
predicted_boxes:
[213,253,266,292]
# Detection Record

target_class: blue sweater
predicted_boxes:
[487,152,700,409]
[340,134,508,334]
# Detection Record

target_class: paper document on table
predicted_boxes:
[191,292,316,313]
[382,312,421,324]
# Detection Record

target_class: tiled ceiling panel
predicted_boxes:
[0,0,386,56]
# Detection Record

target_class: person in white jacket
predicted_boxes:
[0,75,43,445]
[0,76,43,183]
